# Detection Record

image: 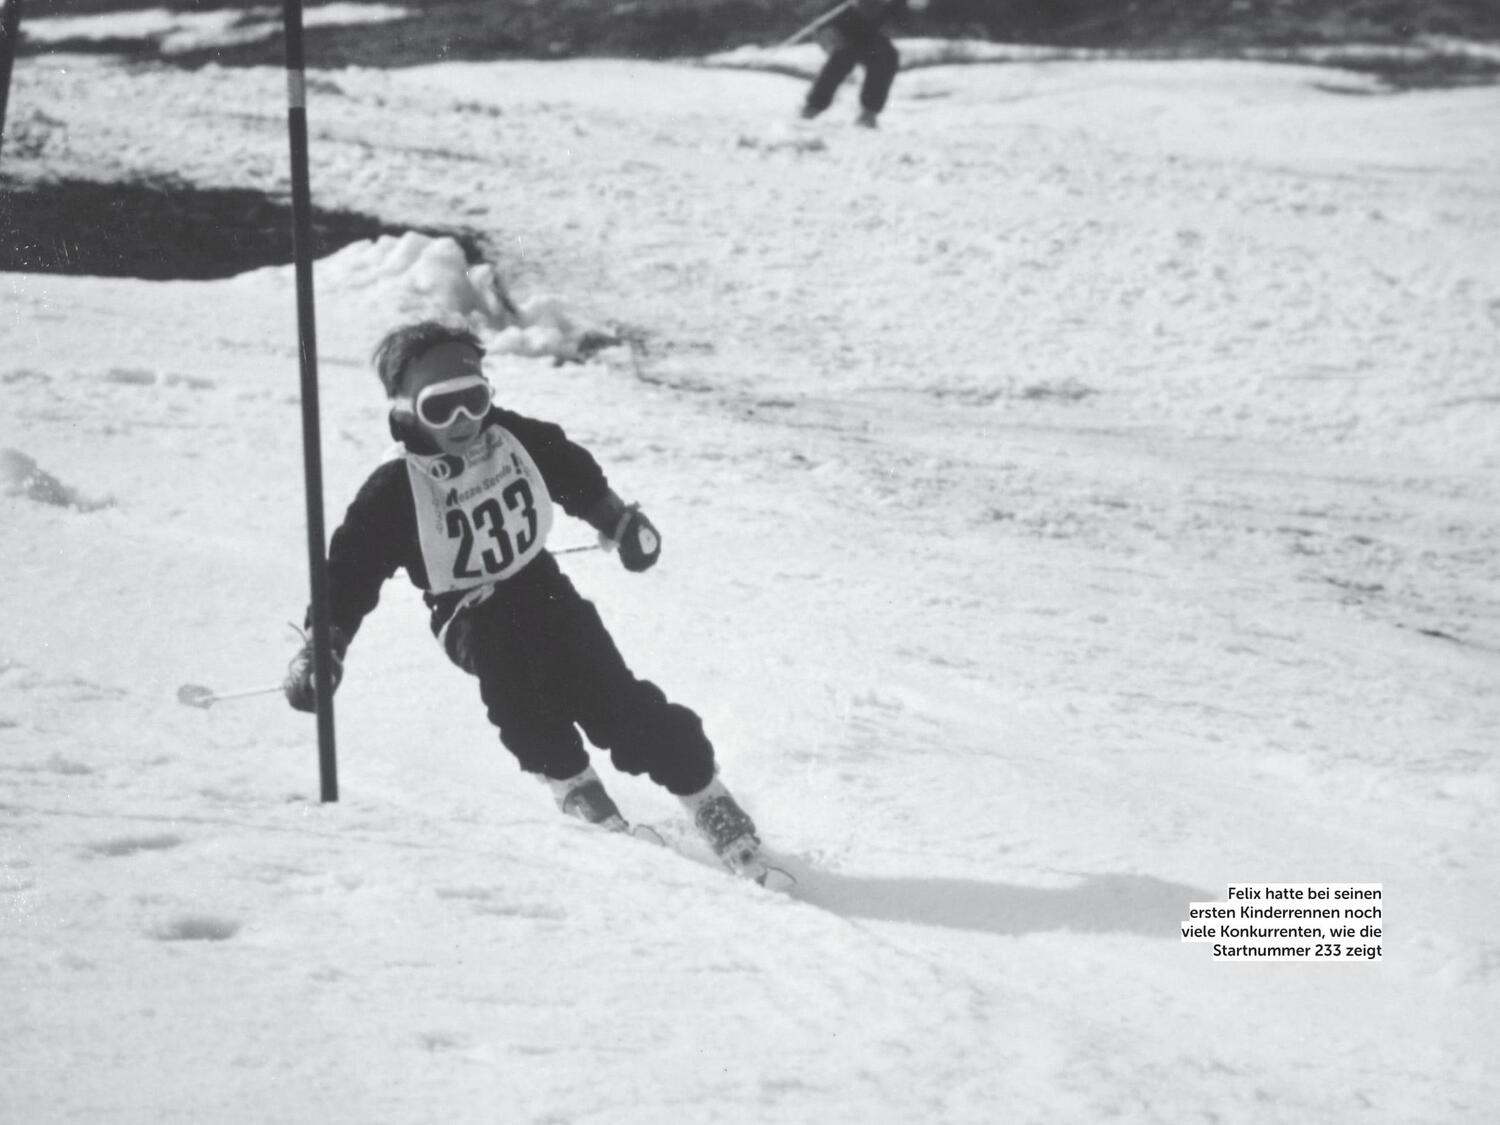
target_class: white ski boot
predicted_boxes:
[680,776,763,875]
[546,766,628,832]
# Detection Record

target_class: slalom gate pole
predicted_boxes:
[777,1,851,48]
[0,0,21,160]
[281,0,338,802]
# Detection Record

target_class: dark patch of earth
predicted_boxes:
[0,174,488,279]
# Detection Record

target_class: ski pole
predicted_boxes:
[777,1,852,48]
[177,683,283,709]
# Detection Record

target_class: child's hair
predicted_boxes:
[371,321,486,397]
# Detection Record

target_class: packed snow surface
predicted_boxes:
[3,39,1498,1125]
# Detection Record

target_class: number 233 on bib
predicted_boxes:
[403,425,556,592]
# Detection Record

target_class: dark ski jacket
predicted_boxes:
[322,406,612,641]
[831,0,910,34]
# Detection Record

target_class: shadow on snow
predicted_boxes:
[787,867,1209,938]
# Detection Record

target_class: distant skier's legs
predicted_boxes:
[803,42,861,117]
[858,35,900,115]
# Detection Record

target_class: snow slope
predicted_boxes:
[3,40,1499,1125]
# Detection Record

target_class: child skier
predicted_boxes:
[282,320,764,875]
[800,0,926,128]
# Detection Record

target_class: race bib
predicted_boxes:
[402,425,555,593]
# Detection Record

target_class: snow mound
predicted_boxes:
[282,232,619,362]
[314,232,516,329]
[490,294,622,361]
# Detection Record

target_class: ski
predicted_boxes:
[628,820,796,891]
[720,835,797,891]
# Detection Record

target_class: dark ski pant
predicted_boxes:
[805,23,900,115]
[435,554,716,796]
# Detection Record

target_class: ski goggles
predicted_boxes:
[396,375,494,429]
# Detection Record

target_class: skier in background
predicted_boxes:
[282,320,768,879]
[800,0,928,128]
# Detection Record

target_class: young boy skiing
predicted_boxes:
[282,320,765,876]
[800,0,926,128]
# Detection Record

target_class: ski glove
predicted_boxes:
[283,626,350,713]
[606,505,661,572]
[584,490,661,573]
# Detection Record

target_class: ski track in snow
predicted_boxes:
[2,47,1498,1125]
